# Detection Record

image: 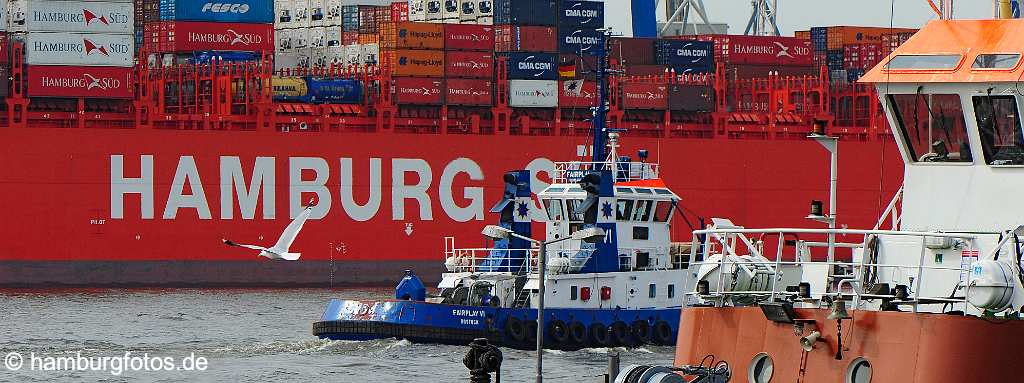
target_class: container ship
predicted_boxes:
[0,0,909,287]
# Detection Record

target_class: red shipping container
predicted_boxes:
[445,78,492,106]
[558,80,596,107]
[144,21,273,52]
[624,65,667,78]
[393,77,444,104]
[494,25,556,53]
[0,34,8,65]
[609,37,655,65]
[445,51,493,78]
[729,64,817,79]
[445,24,494,51]
[28,65,133,98]
[391,2,409,22]
[343,31,359,45]
[622,82,667,110]
[695,35,812,66]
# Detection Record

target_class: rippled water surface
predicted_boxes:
[0,289,673,382]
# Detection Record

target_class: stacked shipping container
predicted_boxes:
[498,0,557,108]
[808,25,917,82]
[276,0,348,69]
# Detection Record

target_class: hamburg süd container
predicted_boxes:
[558,0,603,28]
[667,84,713,112]
[9,0,133,33]
[621,82,667,110]
[27,65,133,98]
[445,50,493,78]
[445,78,492,105]
[505,52,556,80]
[143,21,273,52]
[558,79,595,107]
[558,27,601,55]
[696,34,812,66]
[494,25,556,52]
[380,21,444,49]
[444,24,494,51]
[387,49,444,77]
[508,79,557,107]
[393,76,444,104]
[609,37,655,65]
[494,0,556,26]
[655,39,714,72]
[26,32,134,67]
[159,0,274,23]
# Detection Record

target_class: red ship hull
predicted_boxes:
[0,127,902,286]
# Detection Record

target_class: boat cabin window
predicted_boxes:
[885,54,962,70]
[888,93,972,163]
[973,95,1024,165]
[653,201,674,223]
[544,199,565,221]
[566,199,585,222]
[973,54,1020,70]
[632,200,653,221]
[616,199,634,221]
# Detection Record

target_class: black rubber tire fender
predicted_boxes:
[653,320,674,345]
[630,320,651,344]
[589,322,611,346]
[568,321,587,344]
[610,321,632,346]
[548,319,570,344]
[505,316,527,342]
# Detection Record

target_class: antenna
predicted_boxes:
[745,0,781,36]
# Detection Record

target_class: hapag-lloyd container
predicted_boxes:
[388,49,444,77]
[494,0,555,26]
[558,0,603,28]
[621,82,667,110]
[445,78,492,105]
[506,52,556,80]
[27,65,133,98]
[508,79,556,107]
[379,21,443,49]
[159,0,274,23]
[393,76,444,104]
[494,25,556,52]
[558,79,595,107]
[9,0,133,33]
[445,51,493,78]
[444,24,494,51]
[144,21,273,52]
[26,32,134,67]
[695,34,813,66]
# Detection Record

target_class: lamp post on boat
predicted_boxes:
[482,224,606,383]
[807,128,838,263]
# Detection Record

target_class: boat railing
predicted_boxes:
[553,161,660,183]
[616,247,686,271]
[687,226,1002,314]
[443,246,539,274]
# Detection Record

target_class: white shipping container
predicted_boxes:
[343,45,360,66]
[458,0,476,23]
[0,0,8,32]
[509,80,557,107]
[9,0,132,33]
[408,0,425,21]
[275,0,295,29]
[275,49,312,71]
[311,47,328,68]
[275,28,293,53]
[325,0,343,26]
[441,0,458,23]
[291,28,311,50]
[476,0,492,20]
[309,0,325,27]
[361,43,379,65]
[325,26,341,47]
[327,45,345,66]
[26,31,133,67]
[309,27,326,49]
[424,0,441,22]
[291,0,310,29]
[476,16,493,25]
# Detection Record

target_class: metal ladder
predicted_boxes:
[513,289,532,308]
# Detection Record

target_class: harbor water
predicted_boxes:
[0,288,672,382]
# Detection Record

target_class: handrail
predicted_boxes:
[693,227,986,239]
[552,161,660,183]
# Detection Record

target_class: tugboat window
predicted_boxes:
[973,54,1020,69]
[632,200,653,221]
[885,54,961,70]
[570,285,578,300]
[888,93,972,163]
[544,199,565,221]
[653,201,674,222]
[649,283,656,298]
[616,199,635,221]
[668,284,676,299]
[973,95,1024,165]
[566,199,585,222]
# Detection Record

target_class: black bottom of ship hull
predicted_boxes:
[0,260,442,287]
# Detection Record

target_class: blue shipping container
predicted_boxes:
[306,78,363,104]
[810,27,828,51]
[495,0,556,26]
[192,51,259,64]
[559,27,602,55]
[826,49,843,70]
[159,0,274,23]
[506,52,558,80]
[559,0,604,28]
[655,40,713,69]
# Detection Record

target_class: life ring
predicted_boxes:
[631,320,651,344]
[589,322,611,346]
[548,320,570,344]
[568,321,587,344]
[653,321,674,345]
[505,316,527,342]
[610,321,632,346]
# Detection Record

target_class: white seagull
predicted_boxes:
[222,199,315,261]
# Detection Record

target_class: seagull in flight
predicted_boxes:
[222,199,315,261]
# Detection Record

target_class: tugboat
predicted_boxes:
[312,33,692,350]
[618,18,1024,383]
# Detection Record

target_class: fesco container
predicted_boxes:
[444,23,494,51]
[655,39,713,71]
[508,79,557,107]
[446,78,493,105]
[159,0,274,23]
[609,37,655,65]
[558,27,601,55]
[27,65,133,98]
[143,21,274,52]
[667,84,713,112]
[445,51,494,78]
[495,25,556,52]
[26,32,134,67]
[306,77,363,104]
[558,79,596,107]
[621,82,667,110]
[10,1,133,33]
[388,49,445,77]
[558,0,603,28]
[494,0,556,26]
[393,76,444,104]
[380,22,444,49]
[506,52,557,80]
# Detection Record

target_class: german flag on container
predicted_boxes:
[559,63,577,78]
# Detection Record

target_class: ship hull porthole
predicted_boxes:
[845,357,872,383]
[748,352,773,383]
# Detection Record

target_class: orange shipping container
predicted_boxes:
[794,30,810,40]
[384,49,445,77]
[358,33,380,44]
[380,21,445,50]
[825,26,916,49]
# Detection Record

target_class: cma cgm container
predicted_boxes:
[26,32,134,67]
[494,25,556,52]
[388,49,444,77]
[144,21,273,52]
[393,76,444,104]
[559,27,601,55]
[655,39,714,73]
[10,0,133,33]
[558,79,596,106]
[27,65,133,98]
[494,0,556,26]
[506,52,556,80]
[380,22,444,50]
[558,0,603,28]
[445,50,493,78]
[622,82,667,110]
[445,78,492,105]
[508,79,557,107]
[159,0,274,23]
[610,37,655,65]
[697,35,813,66]
[444,24,494,51]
